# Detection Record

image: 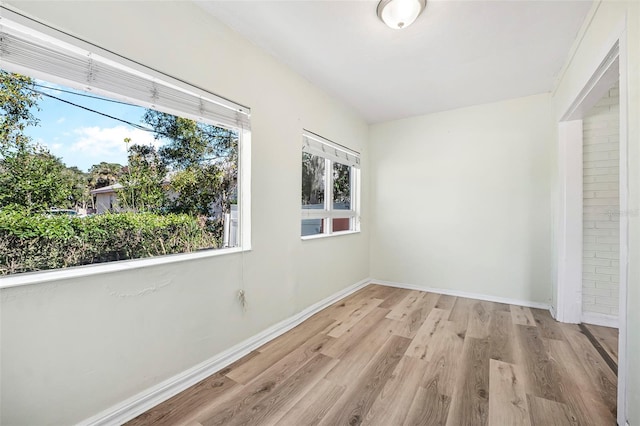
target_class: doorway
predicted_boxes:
[581,79,620,327]
[556,39,628,426]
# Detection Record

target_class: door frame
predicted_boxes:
[555,28,628,426]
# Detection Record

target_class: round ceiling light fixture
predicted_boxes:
[377,0,426,30]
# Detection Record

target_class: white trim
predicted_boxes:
[555,20,628,426]
[581,312,619,329]
[561,52,619,122]
[78,277,371,426]
[353,167,361,233]
[617,22,629,426]
[0,247,249,289]
[239,128,252,250]
[371,279,551,311]
[301,209,357,220]
[555,120,584,324]
[301,230,361,241]
[549,304,557,320]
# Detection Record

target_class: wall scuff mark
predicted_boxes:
[106,280,172,298]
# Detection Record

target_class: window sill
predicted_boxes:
[0,246,250,290]
[301,230,361,241]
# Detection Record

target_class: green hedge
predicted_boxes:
[0,209,220,275]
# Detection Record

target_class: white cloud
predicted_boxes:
[69,126,163,158]
[37,138,63,156]
[27,126,167,171]
[56,117,66,124]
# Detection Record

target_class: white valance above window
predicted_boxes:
[302,130,360,168]
[0,18,251,130]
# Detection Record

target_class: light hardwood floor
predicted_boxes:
[583,323,619,365]
[126,284,617,426]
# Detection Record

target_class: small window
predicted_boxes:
[0,18,251,275]
[301,131,360,237]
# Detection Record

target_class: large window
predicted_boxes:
[0,16,250,275]
[301,131,360,237]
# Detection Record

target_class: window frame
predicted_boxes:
[0,8,252,287]
[301,131,361,239]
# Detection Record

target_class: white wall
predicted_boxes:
[552,1,639,424]
[369,93,555,304]
[582,82,620,319]
[0,2,370,425]
[3,2,639,426]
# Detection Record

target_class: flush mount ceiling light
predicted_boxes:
[377,0,427,29]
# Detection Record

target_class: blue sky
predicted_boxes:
[23,78,165,172]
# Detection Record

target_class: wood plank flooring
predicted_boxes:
[126,285,617,426]
[583,323,619,365]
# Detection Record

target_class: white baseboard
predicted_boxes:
[549,304,557,320]
[581,311,619,328]
[371,279,552,311]
[80,277,557,425]
[79,277,371,426]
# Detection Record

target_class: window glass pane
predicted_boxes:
[332,218,351,232]
[301,218,324,236]
[301,152,325,209]
[333,162,351,210]
[0,69,241,275]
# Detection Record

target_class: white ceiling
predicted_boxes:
[197,0,592,123]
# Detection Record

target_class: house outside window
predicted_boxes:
[301,131,360,238]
